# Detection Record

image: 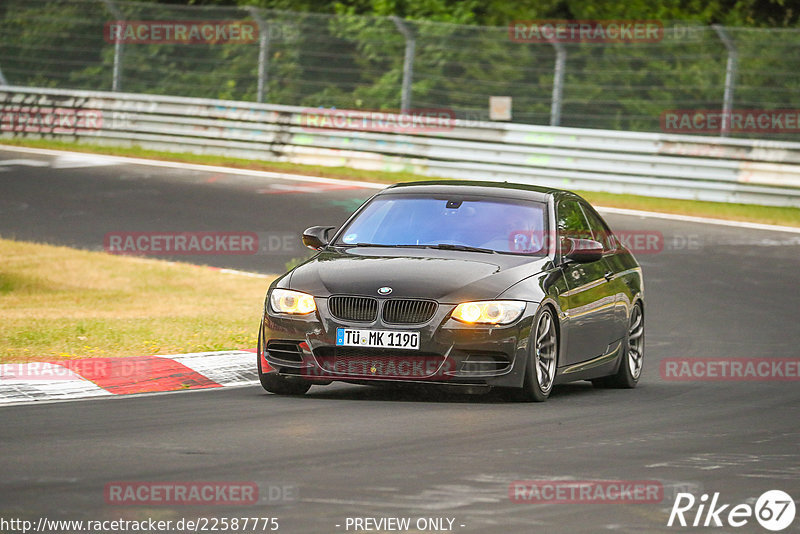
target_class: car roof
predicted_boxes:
[379,180,576,203]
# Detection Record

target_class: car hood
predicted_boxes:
[286,247,551,302]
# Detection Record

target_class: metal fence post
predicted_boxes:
[248,7,270,104]
[549,39,566,127]
[713,24,738,137]
[101,0,123,92]
[391,16,415,113]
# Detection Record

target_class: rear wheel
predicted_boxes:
[257,325,311,396]
[593,301,644,388]
[513,307,558,402]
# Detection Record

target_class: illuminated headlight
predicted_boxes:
[451,301,525,325]
[270,289,316,315]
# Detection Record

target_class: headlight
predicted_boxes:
[451,300,525,325]
[270,289,316,315]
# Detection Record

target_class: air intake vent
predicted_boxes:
[266,340,304,362]
[313,347,445,378]
[328,296,378,322]
[382,299,438,324]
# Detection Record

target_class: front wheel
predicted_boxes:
[258,370,311,396]
[512,307,558,402]
[593,301,644,389]
[257,324,311,396]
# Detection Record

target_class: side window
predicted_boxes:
[580,203,617,251]
[556,199,593,256]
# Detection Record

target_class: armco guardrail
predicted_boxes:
[2,86,800,207]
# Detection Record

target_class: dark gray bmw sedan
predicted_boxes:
[258,180,644,401]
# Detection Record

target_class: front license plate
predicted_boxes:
[336,328,420,350]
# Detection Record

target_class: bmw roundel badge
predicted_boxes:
[378,286,393,295]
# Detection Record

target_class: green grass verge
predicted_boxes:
[2,138,800,227]
[0,237,274,363]
[576,191,800,227]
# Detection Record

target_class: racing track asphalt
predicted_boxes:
[1,148,799,533]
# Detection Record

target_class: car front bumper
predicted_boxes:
[260,298,535,389]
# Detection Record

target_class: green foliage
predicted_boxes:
[1,0,799,137]
[231,0,800,27]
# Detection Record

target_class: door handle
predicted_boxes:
[604,271,614,281]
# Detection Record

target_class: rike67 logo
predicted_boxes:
[668,490,796,531]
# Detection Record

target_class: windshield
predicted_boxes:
[335,195,548,255]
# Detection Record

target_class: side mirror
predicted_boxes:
[302,226,335,250]
[564,238,604,263]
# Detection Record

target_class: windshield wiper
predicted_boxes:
[336,243,420,248]
[425,243,496,254]
[337,243,496,254]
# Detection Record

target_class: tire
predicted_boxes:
[511,306,558,402]
[259,371,311,396]
[257,323,311,396]
[593,301,644,389]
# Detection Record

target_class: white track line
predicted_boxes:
[2,144,799,233]
[0,145,385,189]
[596,206,800,234]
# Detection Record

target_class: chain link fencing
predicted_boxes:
[1,0,799,138]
